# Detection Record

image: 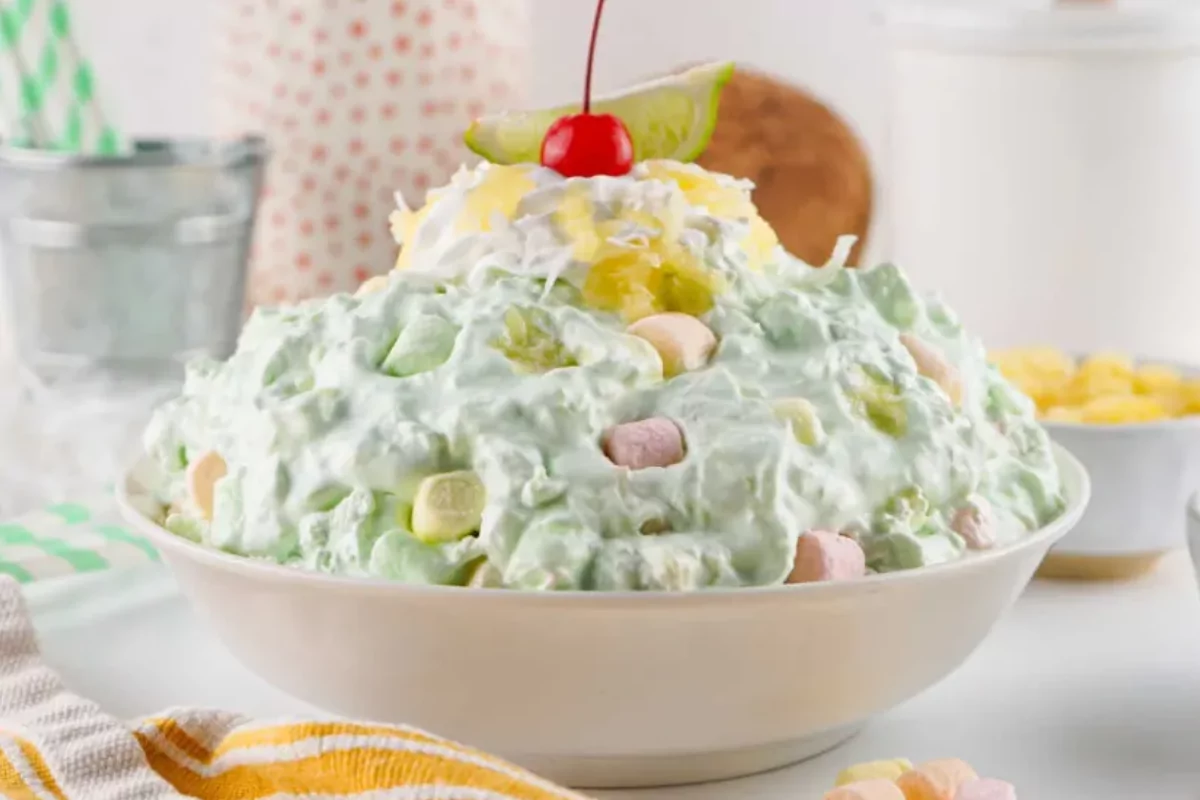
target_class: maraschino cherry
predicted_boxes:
[540,0,634,178]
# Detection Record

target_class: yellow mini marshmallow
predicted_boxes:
[897,758,978,800]
[466,560,504,588]
[185,450,227,522]
[773,397,825,446]
[900,333,963,406]
[411,471,486,543]
[835,758,914,786]
[627,312,716,378]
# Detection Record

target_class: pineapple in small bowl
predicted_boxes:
[993,348,1200,580]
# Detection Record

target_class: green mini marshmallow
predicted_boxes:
[865,531,926,571]
[164,513,205,543]
[382,315,459,377]
[878,485,930,530]
[858,262,921,330]
[411,470,486,543]
[369,530,463,585]
[849,370,908,438]
[304,483,351,512]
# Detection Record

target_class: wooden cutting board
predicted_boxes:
[696,66,874,266]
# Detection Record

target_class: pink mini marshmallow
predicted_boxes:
[951,498,996,551]
[953,778,1017,800]
[824,779,905,800]
[603,417,685,470]
[788,529,867,584]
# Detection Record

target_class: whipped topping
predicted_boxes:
[143,160,1064,590]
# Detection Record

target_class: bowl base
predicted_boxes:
[1036,550,1171,582]
[510,723,862,789]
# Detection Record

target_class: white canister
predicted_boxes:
[884,1,1200,363]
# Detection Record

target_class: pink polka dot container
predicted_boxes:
[214,0,531,305]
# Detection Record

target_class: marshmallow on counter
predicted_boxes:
[787,529,866,584]
[411,470,486,543]
[828,758,1014,800]
[896,758,979,800]
[185,450,227,522]
[603,417,686,470]
[627,312,716,378]
[900,333,963,407]
[824,779,905,800]
[836,759,914,786]
[953,778,1017,800]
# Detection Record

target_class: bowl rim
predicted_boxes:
[1043,415,1200,434]
[116,444,1089,607]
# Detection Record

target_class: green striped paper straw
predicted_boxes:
[0,0,123,153]
[0,0,49,147]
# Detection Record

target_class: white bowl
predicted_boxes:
[116,445,1088,789]
[1040,418,1200,580]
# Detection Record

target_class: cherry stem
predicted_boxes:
[582,0,607,115]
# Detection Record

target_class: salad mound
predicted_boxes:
[143,160,1064,591]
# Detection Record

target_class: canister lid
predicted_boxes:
[883,0,1200,53]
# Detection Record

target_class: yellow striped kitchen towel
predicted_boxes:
[0,577,588,800]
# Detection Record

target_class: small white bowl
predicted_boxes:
[1039,418,1200,580]
[1187,492,1200,587]
[116,446,1088,789]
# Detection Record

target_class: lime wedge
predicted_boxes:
[465,61,734,166]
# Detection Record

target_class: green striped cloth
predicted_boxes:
[0,500,158,583]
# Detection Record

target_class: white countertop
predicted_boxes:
[24,553,1200,800]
